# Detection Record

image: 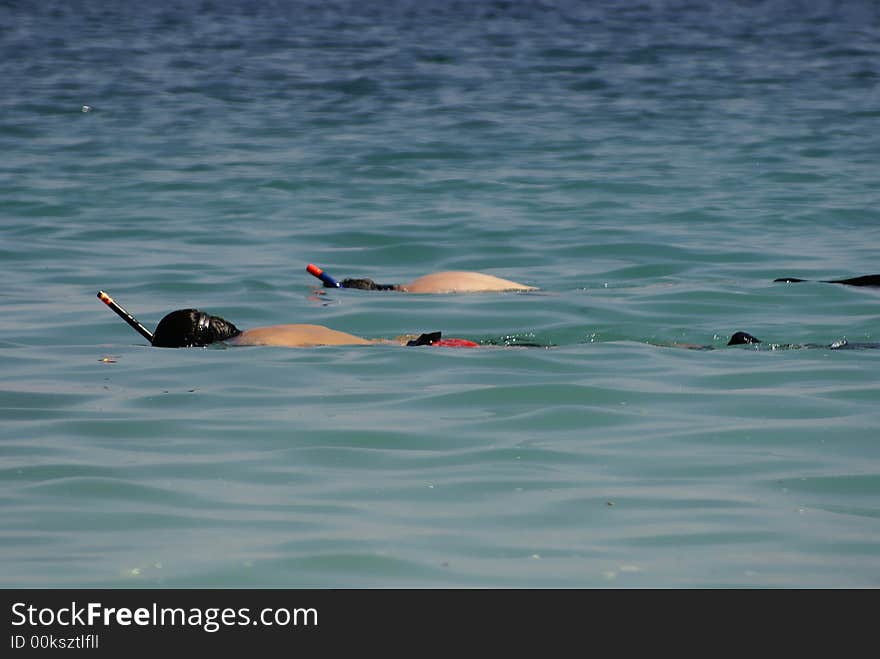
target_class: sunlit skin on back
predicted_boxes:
[228,324,374,347]
[399,271,538,294]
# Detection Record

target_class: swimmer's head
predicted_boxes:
[151,309,242,348]
[338,278,399,291]
[728,331,762,346]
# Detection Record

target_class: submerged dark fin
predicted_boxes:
[728,331,762,345]
[825,274,880,287]
[406,331,442,347]
[775,274,880,287]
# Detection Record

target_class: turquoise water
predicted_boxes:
[2,0,879,587]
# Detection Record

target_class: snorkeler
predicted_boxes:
[306,263,538,293]
[774,274,880,287]
[98,292,876,352]
[664,331,879,350]
[726,330,879,350]
[97,291,478,348]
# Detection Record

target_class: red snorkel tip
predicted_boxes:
[306,263,342,288]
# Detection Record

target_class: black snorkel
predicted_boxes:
[97,290,154,343]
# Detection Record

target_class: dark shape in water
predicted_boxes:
[406,331,443,346]
[728,331,762,345]
[774,274,880,287]
[151,309,242,348]
[726,331,880,350]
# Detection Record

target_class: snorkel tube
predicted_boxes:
[97,290,154,343]
[306,263,342,288]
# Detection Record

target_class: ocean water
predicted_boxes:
[1,0,878,587]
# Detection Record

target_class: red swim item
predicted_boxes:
[432,338,479,348]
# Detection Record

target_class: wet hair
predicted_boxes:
[728,331,762,346]
[151,309,242,348]
[335,278,400,291]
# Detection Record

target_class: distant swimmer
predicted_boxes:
[97,291,479,349]
[774,274,880,287]
[667,330,879,350]
[306,263,538,294]
[727,330,879,350]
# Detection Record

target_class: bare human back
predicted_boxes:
[307,264,537,293]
